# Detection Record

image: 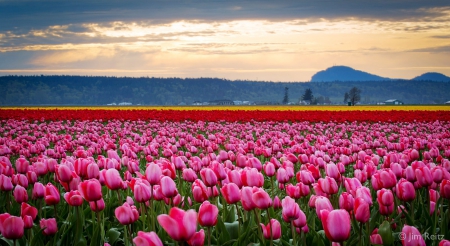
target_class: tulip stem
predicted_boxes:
[208,226,211,246]
[271,176,274,196]
[117,190,122,203]
[235,203,241,235]
[267,209,273,246]
[302,230,306,246]
[254,210,264,243]
[358,222,362,246]
[123,224,129,246]
[291,221,297,246]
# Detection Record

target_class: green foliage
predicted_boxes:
[0,75,449,105]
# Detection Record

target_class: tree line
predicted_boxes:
[0,75,448,105]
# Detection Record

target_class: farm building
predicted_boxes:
[384,99,404,105]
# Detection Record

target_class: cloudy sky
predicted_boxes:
[1,0,449,81]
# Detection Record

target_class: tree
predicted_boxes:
[301,88,314,104]
[344,92,349,104]
[348,87,361,106]
[282,87,289,104]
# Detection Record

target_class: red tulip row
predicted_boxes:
[1,108,450,122]
[0,117,450,246]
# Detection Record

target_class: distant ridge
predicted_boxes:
[412,72,450,82]
[311,66,391,82]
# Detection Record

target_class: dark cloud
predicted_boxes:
[1,0,449,32]
[408,45,450,53]
[430,34,450,39]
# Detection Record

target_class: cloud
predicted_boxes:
[430,34,450,39]
[30,47,116,66]
[1,0,450,33]
[407,45,450,53]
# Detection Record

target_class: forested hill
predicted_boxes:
[1,75,449,105]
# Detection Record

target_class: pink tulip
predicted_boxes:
[78,179,103,202]
[263,162,276,177]
[210,161,226,181]
[355,187,372,206]
[13,185,28,203]
[0,215,24,239]
[276,168,290,184]
[21,203,38,221]
[0,174,13,191]
[441,179,450,199]
[32,182,45,199]
[89,198,105,212]
[260,219,281,240]
[40,218,58,236]
[281,196,300,222]
[192,179,209,203]
[415,166,433,187]
[133,180,152,203]
[200,168,218,187]
[64,190,83,207]
[241,186,256,211]
[371,169,396,190]
[23,215,34,229]
[396,179,416,202]
[115,202,139,225]
[160,176,178,198]
[315,196,333,220]
[339,192,354,212]
[354,197,370,223]
[377,189,394,216]
[326,163,341,180]
[320,209,351,242]
[318,177,338,195]
[273,196,282,210]
[241,168,264,187]
[252,188,272,210]
[26,171,37,185]
[44,183,60,205]
[15,158,29,174]
[133,231,163,246]
[344,177,362,197]
[198,201,218,227]
[370,228,383,245]
[187,229,205,246]
[182,168,197,182]
[145,163,162,185]
[86,163,100,179]
[157,207,197,242]
[401,225,425,246]
[296,170,315,185]
[440,240,450,246]
[56,165,72,183]
[103,168,124,190]
[220,183,241,204]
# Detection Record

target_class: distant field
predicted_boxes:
[1,105,449,111]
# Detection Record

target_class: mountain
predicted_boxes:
[311,66,391,82]
[412,72,450,82]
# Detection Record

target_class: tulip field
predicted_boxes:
[1,106,450,246]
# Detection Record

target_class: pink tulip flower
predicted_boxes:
[133,231,163,246]
[157,207,198,242]
[320,209,351,242]
[78,179,103,202]
[40,218,58,236]
[198,201,218,227]
[260,219,281,240]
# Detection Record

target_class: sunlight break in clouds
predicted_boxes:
[1,7,450,81]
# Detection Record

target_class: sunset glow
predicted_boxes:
[1,1,449,81]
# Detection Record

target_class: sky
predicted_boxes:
[0,0,449,82]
